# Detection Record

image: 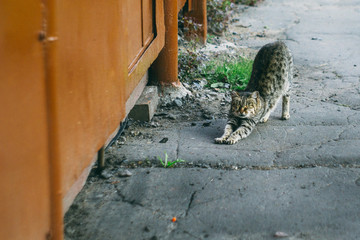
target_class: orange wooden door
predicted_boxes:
[127,0,155,72]
[0,1,52,239]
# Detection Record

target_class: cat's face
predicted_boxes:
[230,91,261,118]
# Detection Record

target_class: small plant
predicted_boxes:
[201,58,253,90]
[207,0,232,35]
[233,0,261,6]
[178,44,204,82]
[206,34,217,44]
[158,152,185,168]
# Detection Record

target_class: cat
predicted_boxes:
[215,41,293,144]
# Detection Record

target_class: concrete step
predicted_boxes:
[129,86,159,122]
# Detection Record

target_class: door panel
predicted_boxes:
[127,0,143,68]
[127,0,156,71]
[142,0,154,46]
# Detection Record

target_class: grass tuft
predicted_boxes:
[158,152,186,168]
[201,58,253,90]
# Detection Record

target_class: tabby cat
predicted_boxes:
[215,41,293,144]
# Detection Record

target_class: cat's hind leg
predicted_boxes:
[281,94,290,120]
[215,124,233,144]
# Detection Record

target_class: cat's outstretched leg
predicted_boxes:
[215,124,233,144]
[281,94,290,120]
[225,119,256,144]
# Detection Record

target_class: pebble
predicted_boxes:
[118,169,133,177]
[203,122,212,127]
[159,137,168,143]
[208,92,219,97]
[168,114,177,120]
[173,99,183,107]
[100,170,113,179]
[311,37,322,41]
[117,136,126,145]
[203,113,214,120]
[274,232,289,238]
[201,164,211,169]
[150,122,160,128]
[130,130,141,137]
[182,82,190,89]
[191,82,202,91]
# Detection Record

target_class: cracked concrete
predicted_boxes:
[65,0,360,239]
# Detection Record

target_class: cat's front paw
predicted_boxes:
[214,137,226,144]
[225,136,239,145]
[259,116,269,123]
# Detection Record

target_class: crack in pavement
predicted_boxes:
[185,191,197,217]
[183,174,221,218]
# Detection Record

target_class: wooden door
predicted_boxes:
[0,1,52,239]
[127,0,155,72]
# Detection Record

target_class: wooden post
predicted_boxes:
[97,146,105,171]
[151,0,180,87]
[185,0,207,44]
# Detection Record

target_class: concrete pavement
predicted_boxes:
[65,1,360,239]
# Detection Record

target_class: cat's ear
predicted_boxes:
[251,91,260,99]
[231,91,239,98]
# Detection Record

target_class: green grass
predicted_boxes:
[158,152,185,168]
[201,58,253,90]
[233,0,262,6]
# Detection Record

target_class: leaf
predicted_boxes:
[158,156,165,167]
[164,152,168,168]
[210,82,225,88]
[167,159,186,168]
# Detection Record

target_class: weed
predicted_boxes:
[232,0,262,6]
[206,34,217,44]
[207,0,232,35]
[158,152,185,168]
[178,47,203,82]
[201,58,253,90]
[178,11,204,42]
[178,47,254,90]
